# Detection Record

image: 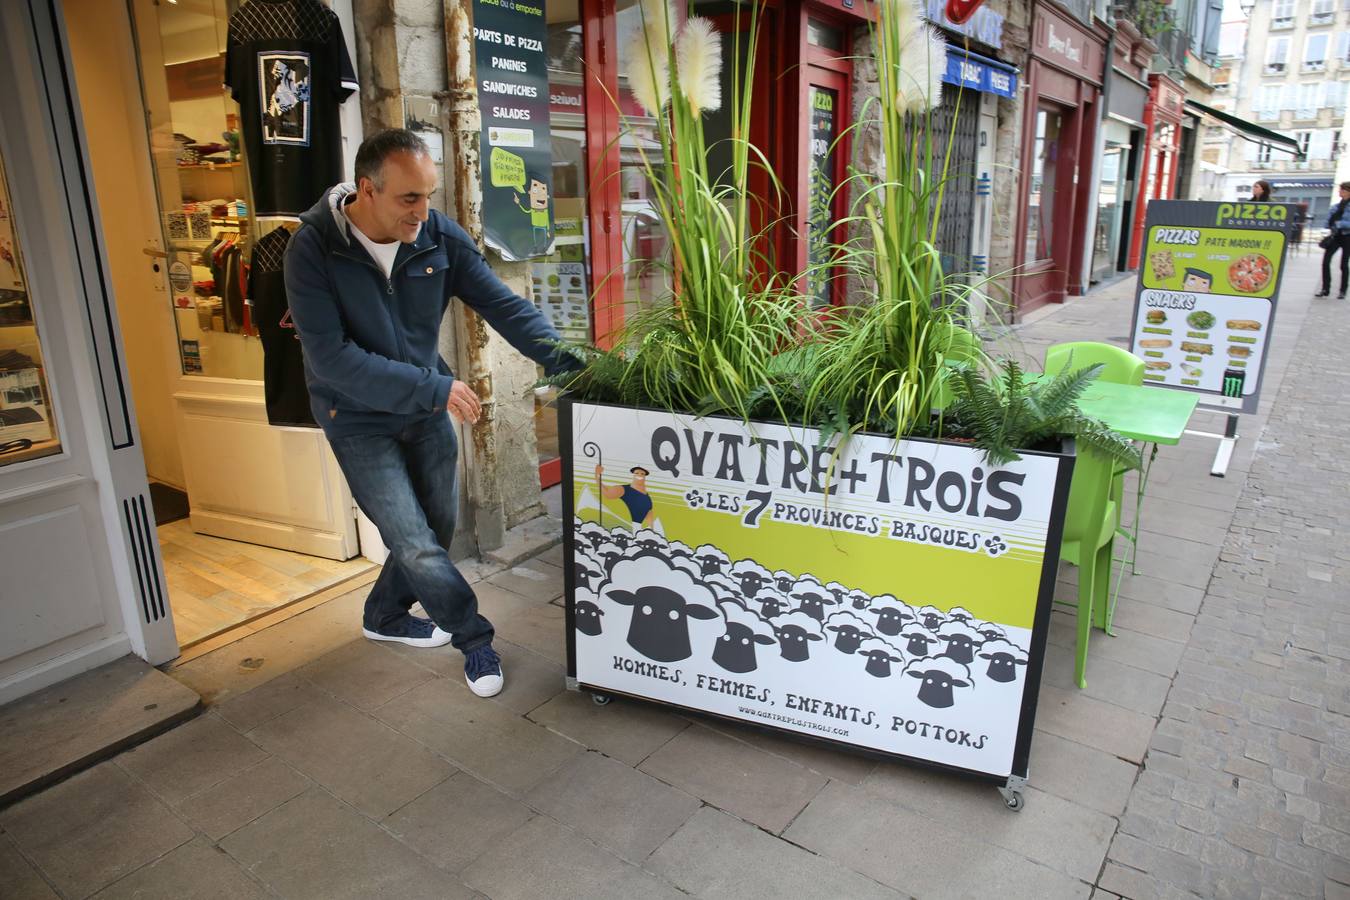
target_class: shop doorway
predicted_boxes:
[64,0,373,650]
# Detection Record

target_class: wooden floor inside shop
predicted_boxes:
[158,520,377,648]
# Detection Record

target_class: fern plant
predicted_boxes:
[942,358,1142,470]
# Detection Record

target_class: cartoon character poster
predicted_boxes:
[563,401,1072,781]
[259,52,312,146]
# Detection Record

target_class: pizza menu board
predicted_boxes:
[1129,201,1293,414]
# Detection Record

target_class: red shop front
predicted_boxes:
[1014,0,1107,316]
[1126,74,1185,270]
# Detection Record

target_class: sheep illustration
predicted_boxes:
[772,570,796,594]
[972,620,1008,643]
[947,606,976,624]
[608,528,633,551]
[790,576,838,622]
[730,559,772,598]
[848,589,872,611]
[573,553,606,595]
[631,528,667,554]
[824,581,851,607]
[771,611,825,662]
[754,588,791,620]
[905,656,974,709]
[693,544,730,577]
[712,601,777,673]
[667,540,694,561]
[574,599,605,636]
[702,572,743,604]
[916,605,946,631]
[936,620,984,665]
[867,595,915,636]
[898,622,942,658]
[856,636,905,678]
[601,556,719,662]
[824,611,874,655]
[975,638,1029,683]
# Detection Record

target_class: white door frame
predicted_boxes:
[0,0,177,703]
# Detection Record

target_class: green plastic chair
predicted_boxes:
[1044,341,1144,632]
[1057,444,1117,689]
[931,324,983,411]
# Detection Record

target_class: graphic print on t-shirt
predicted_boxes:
[260,52,312,146]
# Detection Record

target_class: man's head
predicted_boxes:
[526,175,549,211]
[630,466,649,488]
[1341,181,1350,199]
[352,129,436,243]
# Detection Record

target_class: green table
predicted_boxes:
[1070,381,1199,445]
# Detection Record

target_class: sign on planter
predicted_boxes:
[472,0,553,261]
[562,401,1073,783]
[1129,201,1294,414]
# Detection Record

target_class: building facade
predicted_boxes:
[1203,0,1349,221]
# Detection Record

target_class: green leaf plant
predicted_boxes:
[544,0,1136,471]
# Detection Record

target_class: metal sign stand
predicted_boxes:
[1184,411,1240,477]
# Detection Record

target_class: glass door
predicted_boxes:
[1091,144,1124,282]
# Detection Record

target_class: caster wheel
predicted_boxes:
[1004,792,1024,811]
[591,693,611,707]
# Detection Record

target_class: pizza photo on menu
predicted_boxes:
[1228,254,1273,293]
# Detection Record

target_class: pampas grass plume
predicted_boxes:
[896,23,946,112]
[675,18,722,116]
[625,27,668,116]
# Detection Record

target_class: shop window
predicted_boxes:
[1303,34,1328,72]
[1024,107,1063,264]
[615,2,676,320]
[136,0,260,381]
[532,11,597,478]
[0,147,61,466]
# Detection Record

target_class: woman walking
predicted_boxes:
[1250,180,1273,202]
[1317,182,1350,299]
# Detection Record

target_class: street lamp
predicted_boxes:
[1238,0,1255,16]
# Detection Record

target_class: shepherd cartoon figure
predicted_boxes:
[1181,267,1213,293]
[513,171,552,256]
[596,464,655,528]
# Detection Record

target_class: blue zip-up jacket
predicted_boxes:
[1327,199,1350,235]
[284,184,572,437]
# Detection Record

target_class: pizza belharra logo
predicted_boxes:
[1215,203,1288,226]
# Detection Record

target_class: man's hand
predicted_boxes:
[447,380,482,424]
[595,464,603,480]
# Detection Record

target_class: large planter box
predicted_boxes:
[560,398,1074,804]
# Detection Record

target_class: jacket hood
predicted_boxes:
[300,183,358,246]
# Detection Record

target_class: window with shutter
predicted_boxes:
[1265,37,1289,72]
[1304,34,1329,71]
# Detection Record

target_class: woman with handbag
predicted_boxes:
[1317,182,1350,299]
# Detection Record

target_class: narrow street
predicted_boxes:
[2,253,1345,899]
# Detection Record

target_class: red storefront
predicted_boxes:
[1014,0,1108,315]
[1125,74,1185,270]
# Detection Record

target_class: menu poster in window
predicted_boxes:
[530,214,590,342]
[473,0,554,261]
[1128,201,1293,414]
[0,162,25,295]
[807,87,837,309]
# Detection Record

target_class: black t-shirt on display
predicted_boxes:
[250,228,317,427]
[224,0,357,217]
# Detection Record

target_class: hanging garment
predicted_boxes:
[224,0,358,217]
[249,227,316,426]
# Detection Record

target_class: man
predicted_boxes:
[1316,181,1350,299]
[285,129,574,698]
[596,464,655,528]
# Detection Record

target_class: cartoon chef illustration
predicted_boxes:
[595,464,655,528]
[513,171,552,255]
[1181,267,1213,293]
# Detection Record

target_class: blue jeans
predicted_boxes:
[328,413,493,653]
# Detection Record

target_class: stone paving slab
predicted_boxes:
[0,656,201,806]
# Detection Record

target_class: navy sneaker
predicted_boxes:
[464,644,504,697]
[362,615,453,648]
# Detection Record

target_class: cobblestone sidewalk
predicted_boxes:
[1093,270,1350,899]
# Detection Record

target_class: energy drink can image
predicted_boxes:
[1222,367,1246,398]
